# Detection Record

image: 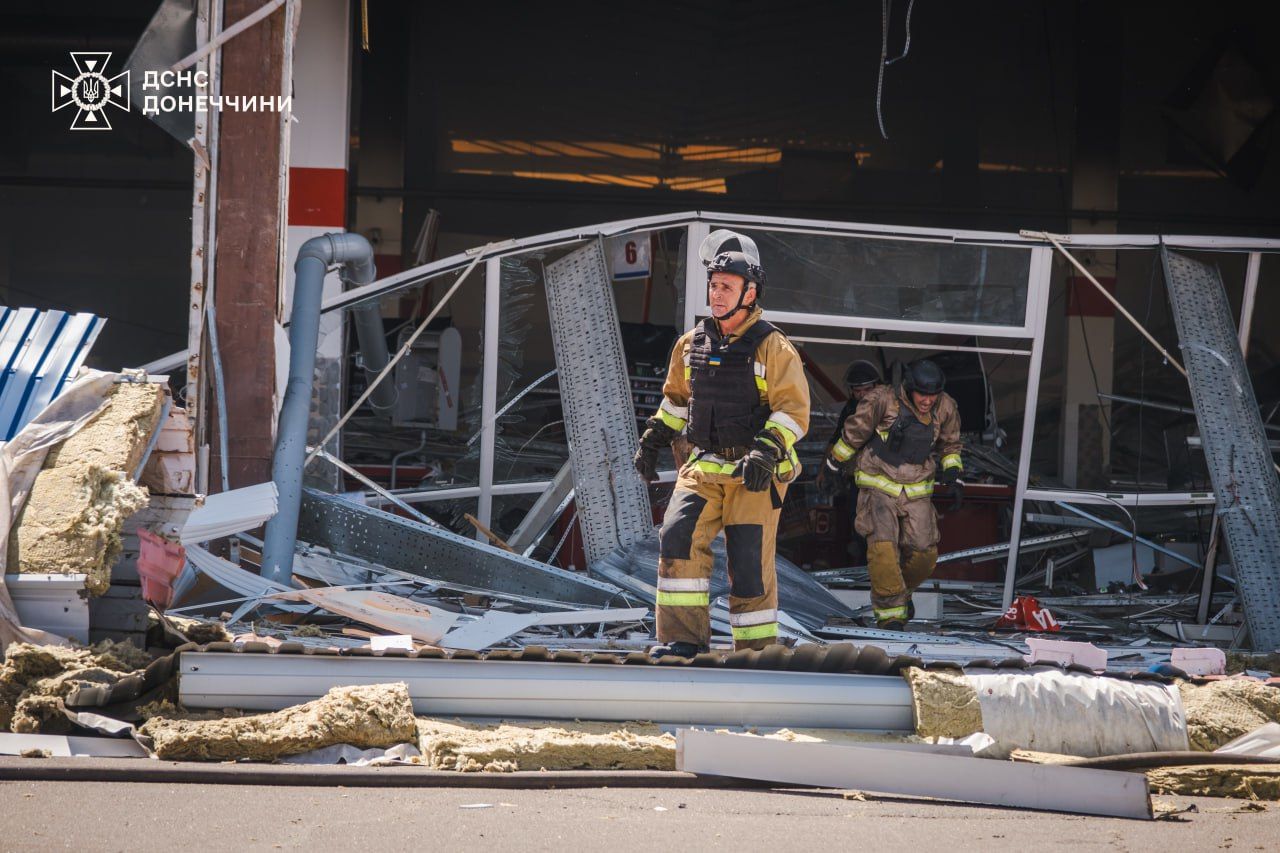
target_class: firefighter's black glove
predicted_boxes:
[814,457,847,503]
[735,433,783,492]
[937,466,963,511]
[634,417,678,483]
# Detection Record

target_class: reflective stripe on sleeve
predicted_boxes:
[831,437,856,462]
[765,411,804,448]
[941,453,963,470]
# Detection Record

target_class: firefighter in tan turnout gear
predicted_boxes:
[633,230,810,657]
[821,360,963,630]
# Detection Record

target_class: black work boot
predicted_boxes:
[649,641,705,660]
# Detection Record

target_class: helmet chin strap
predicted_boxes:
[711,283,756,322]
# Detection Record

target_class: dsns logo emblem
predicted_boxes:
[51,52,130,131]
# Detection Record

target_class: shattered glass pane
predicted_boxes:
[714,227,1033,327]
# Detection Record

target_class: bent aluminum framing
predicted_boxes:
[140,210,1278,616]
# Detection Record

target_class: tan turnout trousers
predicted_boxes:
[656,462,786,651]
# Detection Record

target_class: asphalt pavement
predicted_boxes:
[2,778,1276,852]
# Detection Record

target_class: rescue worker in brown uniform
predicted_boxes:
[633,230,810,657]
[821,360,962,630]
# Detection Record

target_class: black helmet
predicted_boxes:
[844,359,881,390]
[903,359,945,394]
[700,229,765,294]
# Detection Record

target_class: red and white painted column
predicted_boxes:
[284,0,353,476]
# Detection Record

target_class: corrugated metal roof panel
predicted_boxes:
[0,306,104,440]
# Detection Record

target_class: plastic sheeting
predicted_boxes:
[964,667,1190,758]
[588,533,855,632]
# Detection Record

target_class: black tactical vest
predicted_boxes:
[868,398,936,466]
[686,317,777,451]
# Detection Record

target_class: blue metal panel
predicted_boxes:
[0,307,105,441]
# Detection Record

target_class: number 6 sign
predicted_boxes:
[608,235,651,281]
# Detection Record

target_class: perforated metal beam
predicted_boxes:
[1161,248,1280,651]
[543,241,653,563]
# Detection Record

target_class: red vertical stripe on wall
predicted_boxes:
[288,167,348,227]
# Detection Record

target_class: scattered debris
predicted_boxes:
[138,682,417,761]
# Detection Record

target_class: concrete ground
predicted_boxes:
[1,779,1276,852]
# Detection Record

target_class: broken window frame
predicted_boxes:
[306,216,1277,602]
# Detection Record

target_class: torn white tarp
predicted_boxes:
[180,482,279,544]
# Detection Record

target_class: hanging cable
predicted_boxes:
[875,0,915,140]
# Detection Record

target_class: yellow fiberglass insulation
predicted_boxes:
[415,718,676,772]
[1147,765,1280,800]
[139,682,418,761]
[902,667,985,739]
[8,381,163,596]
[0,640,153,733]
[1179,679,1280,752]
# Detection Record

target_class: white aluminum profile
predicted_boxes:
[790,335,1032,357]
[1021,488,1217,507]
[364,479,552,507]
[178,651,914,730]
[180,481,280,544]
[4,573,89,643]
[1002,246,1054,610]
[675,729,1152,820]
[476,257,501,536]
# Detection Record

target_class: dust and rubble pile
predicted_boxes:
[1147,765,1280,799]
[139,682,417,761]
[0,640,153,733]
[902,667,984,739]
[8,381,164,595]
[415,718,676,772]
[1179,679,1280,751]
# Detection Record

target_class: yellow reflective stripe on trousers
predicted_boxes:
[875,605,908,622]
[941,453,963,470]
[656,591,710,607]
[854,470,934,498]
[731,622,778,641]
[831,438,856,462]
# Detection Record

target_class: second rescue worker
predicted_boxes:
[821,360,963,630]
[634,230,810,657]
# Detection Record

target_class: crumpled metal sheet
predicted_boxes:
[588,534,855,632]
[297,489,629,608]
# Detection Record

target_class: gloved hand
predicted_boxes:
[634,417,678,483]
[735,434,783,492]
[937,467,963,510]
[814,457,847,503]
